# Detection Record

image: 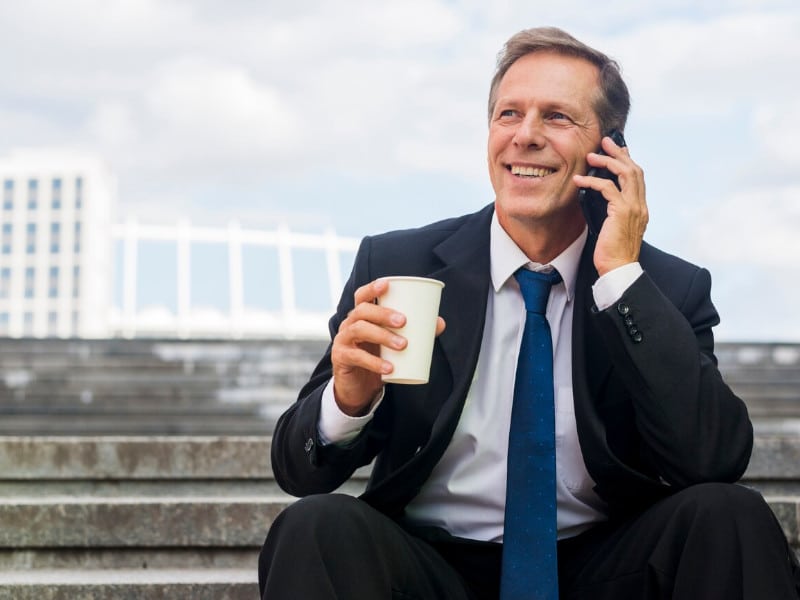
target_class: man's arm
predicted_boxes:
[595,264,752,486]
[270,241,386,497]
[270,237,445,497]
[576,135,752,487]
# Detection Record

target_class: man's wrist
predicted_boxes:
[592,262,643,311]
[318,379,385,445]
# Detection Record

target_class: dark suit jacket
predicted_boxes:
[271,203,753,521]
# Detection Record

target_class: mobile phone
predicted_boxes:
[578,129,626,236]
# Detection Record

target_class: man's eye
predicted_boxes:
[549,112,568,120]
[499,109,516,118]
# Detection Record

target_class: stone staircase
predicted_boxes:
[0,339,796,597]
[0,436,367,598]
[0,338,327,435]
[0,434,795,598]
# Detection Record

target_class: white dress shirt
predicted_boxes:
[318,211,642,542]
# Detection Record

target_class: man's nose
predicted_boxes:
[513,114,546,148]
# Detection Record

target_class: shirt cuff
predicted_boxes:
[592,262,643,311]
[317,379,385,446]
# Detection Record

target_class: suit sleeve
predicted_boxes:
[270,237,386,497]
[593,267,753,487]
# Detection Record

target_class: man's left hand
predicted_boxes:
[573,135,648,276]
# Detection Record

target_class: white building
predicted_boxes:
[0,150,358,340]
[0,150,115,338]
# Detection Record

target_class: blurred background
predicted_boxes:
[0,3,798,596]
[1,0,798,342]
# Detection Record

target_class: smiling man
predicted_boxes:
[259,27,800,599]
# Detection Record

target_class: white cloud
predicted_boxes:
[143,58,299,162]
[687,185,800,267]
[752,102,800,168]
[609,12,800,117]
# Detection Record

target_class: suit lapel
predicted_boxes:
[430,209,492,383]
[572,235,614,471]
[424,205,493,450]
[364,206,493,513]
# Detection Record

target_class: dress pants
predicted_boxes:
[258,483,800,599]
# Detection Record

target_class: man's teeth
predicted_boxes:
[510,165,554,177]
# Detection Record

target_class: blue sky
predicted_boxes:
[1,0,798,341]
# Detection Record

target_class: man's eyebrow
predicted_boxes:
[493,96,585,114]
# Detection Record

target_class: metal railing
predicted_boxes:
[110,219,360,339]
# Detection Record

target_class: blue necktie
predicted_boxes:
[501,267,562,600]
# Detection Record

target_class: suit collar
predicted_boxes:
[489,214,586,303]
[428,204,493,380]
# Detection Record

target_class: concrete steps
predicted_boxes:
[0,338,328,435]
[0,436,368,598]
[1,339,799,435]
[0,435,795,598]
[0,339,796,596]
[0,570,255,600]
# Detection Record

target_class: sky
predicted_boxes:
[1,0,798,341]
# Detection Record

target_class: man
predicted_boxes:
[260,27,800,599]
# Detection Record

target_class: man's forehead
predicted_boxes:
[496,53,600,102]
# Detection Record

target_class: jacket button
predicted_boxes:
[632,331,643,343]
[304,438,314,453]
[624,315,635,327]
[628,326,639,337]
[617,303,630,316]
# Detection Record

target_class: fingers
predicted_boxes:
[435,316,446,336]
[574,136,649,275]
[332,278,447,410]
[335,281,407,372]
[572,135,645,204]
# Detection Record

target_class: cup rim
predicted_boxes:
[379,276,445,288]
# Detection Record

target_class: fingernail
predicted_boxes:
[381,362,393,374]
[392,335,405,348]
[390,313,404,326]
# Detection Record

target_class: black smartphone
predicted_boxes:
[578,129,626,236]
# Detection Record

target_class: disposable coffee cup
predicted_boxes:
[378,276,445,385]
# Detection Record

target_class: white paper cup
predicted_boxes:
[378,276,445,385]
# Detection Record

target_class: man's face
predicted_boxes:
[488,51,603,234]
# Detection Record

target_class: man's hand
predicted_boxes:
[573,135,648,276]
[331,278,446,417]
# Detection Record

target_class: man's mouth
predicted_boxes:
[508,165,556,178]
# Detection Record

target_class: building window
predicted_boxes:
[74,221,81,253]
[23,311,34,336]
[24,267,35,299]
[2,180,12,211]
[0,267,9,299]
[26,223,36,254]
[72,265,80,299]
[1,223,11,254]
[0,312,8,335]
[48,266,59,298]
[50,222,61,253]
[27,179,38,210]
[51,178,62,210]
[48,311,58,336]
[75,177,83,210]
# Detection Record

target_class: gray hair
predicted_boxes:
[488,27,630,134]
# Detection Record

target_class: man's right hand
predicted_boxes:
[330,278,445,417]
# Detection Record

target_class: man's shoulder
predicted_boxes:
[638,241,714,308]
[639,241,705,277]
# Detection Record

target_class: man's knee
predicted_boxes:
[268,493,372,541]
[259,494,375,597]
[667,481,790,551]
[675,482,773,523]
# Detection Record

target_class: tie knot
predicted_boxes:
[514,268,561,314]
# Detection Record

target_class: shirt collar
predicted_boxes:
[489,210,586,302]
